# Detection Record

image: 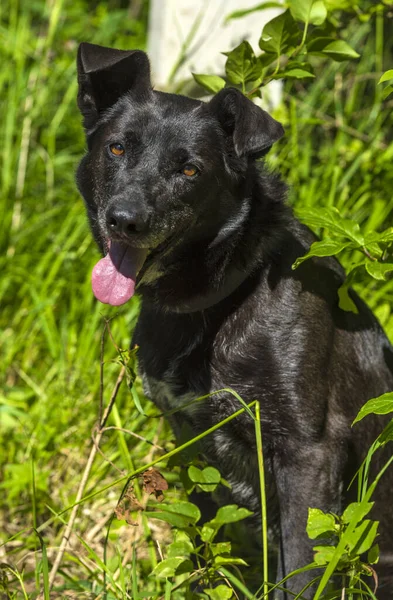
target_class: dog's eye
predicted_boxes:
[109,143,125,157]
[182,165,199,177]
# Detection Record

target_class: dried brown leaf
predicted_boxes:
[142,467,168,502]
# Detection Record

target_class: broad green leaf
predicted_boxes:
[365,227,393,245]
[292,240,352,269]
[309,0,327,24]
[307,36,335,53]
[209,504,253,528]
[353,392,393,424]
[260,52,277,68]
[273,63,316,80]
[296,207,364,244]
[224,41,262,86]
[152,557,190,578]
[368,544,379,565]
[188,465,221,492]
[338,283,359,314]
[306,508,337,539]
[167,538,194,558]
[151,501,201,528]
[290,0,327,26]
[225,2,283,22]
[214,556,249,567]
[321,40,360,61]
[188,465,203,482]
[346,520,379,556]
[282,68,315,79]
[259,10,300,57]
[365,262,393,281]
[378,70,393,84]
[211,542,231,556]
[342,502,373,525]
[201,525,215,542]
[192,73,226,94]
[205,585,234,600]
[313,544,336,565]
[382,84,393,100]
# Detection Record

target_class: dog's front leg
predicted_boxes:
[273,441,345,599]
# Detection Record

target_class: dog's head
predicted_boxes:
[76,43,284,306]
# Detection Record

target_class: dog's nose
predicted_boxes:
[106,206,148,236]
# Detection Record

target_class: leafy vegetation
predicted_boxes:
[1,0,393,598]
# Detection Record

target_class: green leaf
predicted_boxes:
[224,41,262,86]
[365,227,393,245]
[205,585,234,600]
[313,544,336,565]
[151,501,201,528]
[378,70,393,84]
[188,465,221,492]
[211,542,232,556]
[306,508,337,539]
[259,10,301,57]
[225,2,283,22]
[201,524,215,542]
[209,504,253,528]
[342,502,373,525]
[382,84,393,100]
[368,544,379,565]
[152,557,191,578]
[307,36,335,53]
[309,0,327,25]
[192,73,226,94]
[296,207,364,244]
[292,240,353,269]
[259,52,277,68]
[167,538,194,558]
[290,0,327,26]
[347,520,379,556]
[281,68,316,79]
[377,419,393,445]
[353,392,393,424]
[365,262,393,281]
[321,40,360,61]
[338,283,359,314]
[214,556,249,567]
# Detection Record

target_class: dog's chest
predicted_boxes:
[142,373,197,414]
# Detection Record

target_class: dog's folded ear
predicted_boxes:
[209,88,284,159]
[77,43,151,131]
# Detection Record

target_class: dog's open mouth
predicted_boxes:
[92,240,148,306]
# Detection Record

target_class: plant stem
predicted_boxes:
[37,401,257,535]
[255,401,269,598]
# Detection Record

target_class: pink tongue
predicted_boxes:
[92,242,148,306]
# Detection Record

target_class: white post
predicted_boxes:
[148,0,282,105]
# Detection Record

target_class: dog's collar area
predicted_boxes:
[171,264,253,314]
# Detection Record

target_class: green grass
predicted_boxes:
[1,2,393,598]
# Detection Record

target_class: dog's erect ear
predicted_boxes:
[209,88,284,159]
[77,42,151,130]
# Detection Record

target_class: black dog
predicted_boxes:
[76,42,393,598]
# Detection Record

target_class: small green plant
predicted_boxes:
[292,207,393,312]
[192,0,375,97]
[147,498,252,598]
[305,391,393,598]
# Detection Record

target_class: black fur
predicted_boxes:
[76,43,393,598]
